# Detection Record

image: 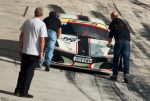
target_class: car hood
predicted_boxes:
[57,34,114,57]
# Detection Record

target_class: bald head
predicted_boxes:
[111,11,118,20]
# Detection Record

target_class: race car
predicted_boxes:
[51,14,114,74]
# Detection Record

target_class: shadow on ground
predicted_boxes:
[65,71,96,101]
[0,90,14,96]
[127,75,150,101]
[47,4,66,14]
[0,39,20,64]
[141,23,150,41]
[91,10,110,25]
[131,0,150,10]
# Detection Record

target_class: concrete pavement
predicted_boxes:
[0,0,150,101]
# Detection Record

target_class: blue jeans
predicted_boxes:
[113,40,130,76]
[43,29,57,66]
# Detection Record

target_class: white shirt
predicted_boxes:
[20,17,47,56]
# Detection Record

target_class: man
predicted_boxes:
[107,11,130,83]
[38,11,61,71]
[14,7,47,98]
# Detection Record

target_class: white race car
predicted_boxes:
[51,14,114,74]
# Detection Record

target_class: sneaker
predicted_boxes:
[110,75,118,81]
[37,63,42,68]
[43,63,50,72]
[14,89,21,97]
[124,74,129,83]
[14,92,33,98]
[14,92,20,97]
[45,66,50,72]
[20,93,33,98]
[124,78,129,83]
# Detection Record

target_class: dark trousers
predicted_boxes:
[113,40,130,76]
[15,53,38,94]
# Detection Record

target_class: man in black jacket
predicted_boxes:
[107,11,130,83]
[38,11,62,71]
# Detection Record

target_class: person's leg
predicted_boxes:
[122,41,130,83]
[44,30,57,66]
[14,54,28,94]
[20,54,38,96]
[118,55,123,71]
[112,42,122,76]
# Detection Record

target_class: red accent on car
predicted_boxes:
[67,21,107,31]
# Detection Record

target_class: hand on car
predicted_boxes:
[107,44,113,47]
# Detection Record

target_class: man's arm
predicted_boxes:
[107,20,115,47]
[39,37,45,59]
[19,32,24,57]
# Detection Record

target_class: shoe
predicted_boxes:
[14,92,33,98]
[14,92,20,97]
[45,66,50,71]
[43,63,50,72]
[20,94,34,98]
[124,78,129,83]
[110,75,117,81]
[37,63,42,68]
[14,89,20,97]
[124,74,129,83]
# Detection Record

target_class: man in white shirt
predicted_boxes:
[14,7,47,98]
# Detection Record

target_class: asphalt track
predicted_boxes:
[0,0,150,101]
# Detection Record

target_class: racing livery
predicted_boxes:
[51,14,114,74]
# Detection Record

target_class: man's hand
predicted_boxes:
[107,38,113,47]
[107,44,113,47]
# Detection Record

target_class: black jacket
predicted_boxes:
[109,18,130,41]
[43,17,61,32]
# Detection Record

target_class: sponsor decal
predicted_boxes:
[73,55,92,64]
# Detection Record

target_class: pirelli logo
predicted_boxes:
[73,55,93,64]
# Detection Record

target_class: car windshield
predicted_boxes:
[61,22,108,40]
